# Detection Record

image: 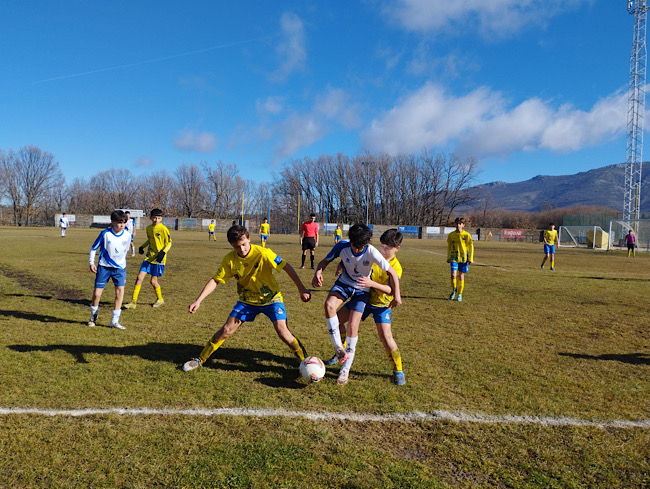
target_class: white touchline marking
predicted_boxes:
[0,407,648,429]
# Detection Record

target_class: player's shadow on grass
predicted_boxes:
[2,310,80,325]
[559,352,650,365]
[579,276,650,282]
[7,343,302,384]
[6,293,90,307]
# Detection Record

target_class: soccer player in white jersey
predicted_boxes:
[124,211,136,256]
[312,223,401,385]
[59,213,69,237]
[88,210,131,329]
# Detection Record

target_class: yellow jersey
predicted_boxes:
[213,244,286,305]
[260,222,270,235]
[334,228,342,238]
[369,256,402,307]
[141,223,172,265]
[544,229,558,245]
[447,230,474,263]
[208,223,215,232]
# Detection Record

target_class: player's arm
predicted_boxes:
[446,237,452,263]
[315,228,319,247]
[386,266,402,308]
[188,278,220,313]
[356,276,392,295]
[88,234,102,273]
[468,236,474,264]
[282,263,311,302]
[139,238,150,254]
[311,257,331,287]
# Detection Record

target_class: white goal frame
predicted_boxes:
[607,219,650,251]
[558,225,608,249]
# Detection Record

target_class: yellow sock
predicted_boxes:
[451,277,457,290]
[199,339,225,364]
[387,349,402,372]
[551,260,554,268]
[289,337,307,360]
[132,285,141,302]
[458,280,465,295]
[155,286,163,300]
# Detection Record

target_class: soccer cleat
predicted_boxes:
[336,369,349,385]
[152,299,165,308]
[335,347,349,364]
[109,322,126,330]
[449,290,456,300]
[457,294,462,302]
[540,264,544,269]
[299,265,304,269]
[393,371,406,385]
[123,302,137,310]
[87,312,98,327]
[311,266,314,269]
[323,353,338,366]
[183,358,202,372]
[550,267,555,271]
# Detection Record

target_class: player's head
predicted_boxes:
[150,209,163,218]
[309,213,316,221]
[454,217,465,229]
[263,217,268,223]
[549,222,555,229]
[124,211,130,217]
[348,223,373,250]
[227,225,251,257]
[111,210,127,223]
[379,228,402,259]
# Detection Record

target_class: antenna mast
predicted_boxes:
[624,0,648,227]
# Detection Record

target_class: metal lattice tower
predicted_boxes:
[624,0,648,226]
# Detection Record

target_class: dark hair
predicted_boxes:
[348,223,373,248]
[110,210,127,223]
[150,208,163,218]
[227,225,250,244]
[454,217,465,224]
[124,211,131,215]
[549,222,555,226]
[380,228,403,248]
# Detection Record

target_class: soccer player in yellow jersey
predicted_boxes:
[326,229,406,385]
[208,220,216,241]
[123,208,172,309]
[447,217,474,302]
[259,217,270,247]
[541,223,558,270]
[334,224,342,243]
[182,225,312,372]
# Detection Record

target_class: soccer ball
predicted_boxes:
[299,356,326,383]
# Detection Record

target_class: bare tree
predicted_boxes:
[0,150,22,225]
[174,164,205,217]
[203,160,240,218]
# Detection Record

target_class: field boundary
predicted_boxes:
[1,407,648,429]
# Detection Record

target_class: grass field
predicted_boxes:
[1,226,649,488]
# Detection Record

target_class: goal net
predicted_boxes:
[558,225,608,249]
[607,219,650,251]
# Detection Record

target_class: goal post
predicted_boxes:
[558,226,608,249]
[607,219,650,251]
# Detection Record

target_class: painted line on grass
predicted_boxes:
[415,248,507,271]
[0,407,648,429]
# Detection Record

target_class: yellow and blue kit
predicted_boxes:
[141,223,172,264]
[447,229,474,264]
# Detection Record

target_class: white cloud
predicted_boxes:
[362,82,627,159]
[135,156,154,168]
[384,0,586,37]
[173,130,218,153]
[271,12,306,81]
[274,114,325,159]
[256,96,284,115]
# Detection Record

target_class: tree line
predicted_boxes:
[1,145,484,230]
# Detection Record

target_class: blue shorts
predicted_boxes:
[345,303,392,324]
[208,231,214,236]
[450,261,469,273]
[334,236,341,243]
[94,265,126,288]
[544,244,555,254]
[139,261,165,277]
[229,300,287,322]
[329,281,369,313]
[260,234,268,240]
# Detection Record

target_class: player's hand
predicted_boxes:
[89,264,97,274]
[188,301,201,313]
[312,270,323,288]
[356,276,373,288]
[389,297,402,309]
[155,251,165,262]
[300,290,312,302]
[446,259,451,263]
[468,261,473,265]
[138,246,145,255]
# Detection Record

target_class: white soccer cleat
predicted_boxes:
[336,369,349,385]
[183,358,202,372]
[109,322,126,330]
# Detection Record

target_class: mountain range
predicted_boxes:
[470,163,650,213]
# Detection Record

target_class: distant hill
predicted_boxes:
[470,163,650,213]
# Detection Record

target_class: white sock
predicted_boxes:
[90,305,99,315]
[327,317,344,350]
[341,336,358,372]
[111,309,121,324]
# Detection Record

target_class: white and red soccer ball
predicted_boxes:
[299,356,326,383]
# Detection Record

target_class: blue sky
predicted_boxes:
[0,0,636,186]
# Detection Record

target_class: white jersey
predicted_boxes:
[326,241,390,291]
[59,217,69,229]
[125,218,134,236]
[89,228,131,269]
